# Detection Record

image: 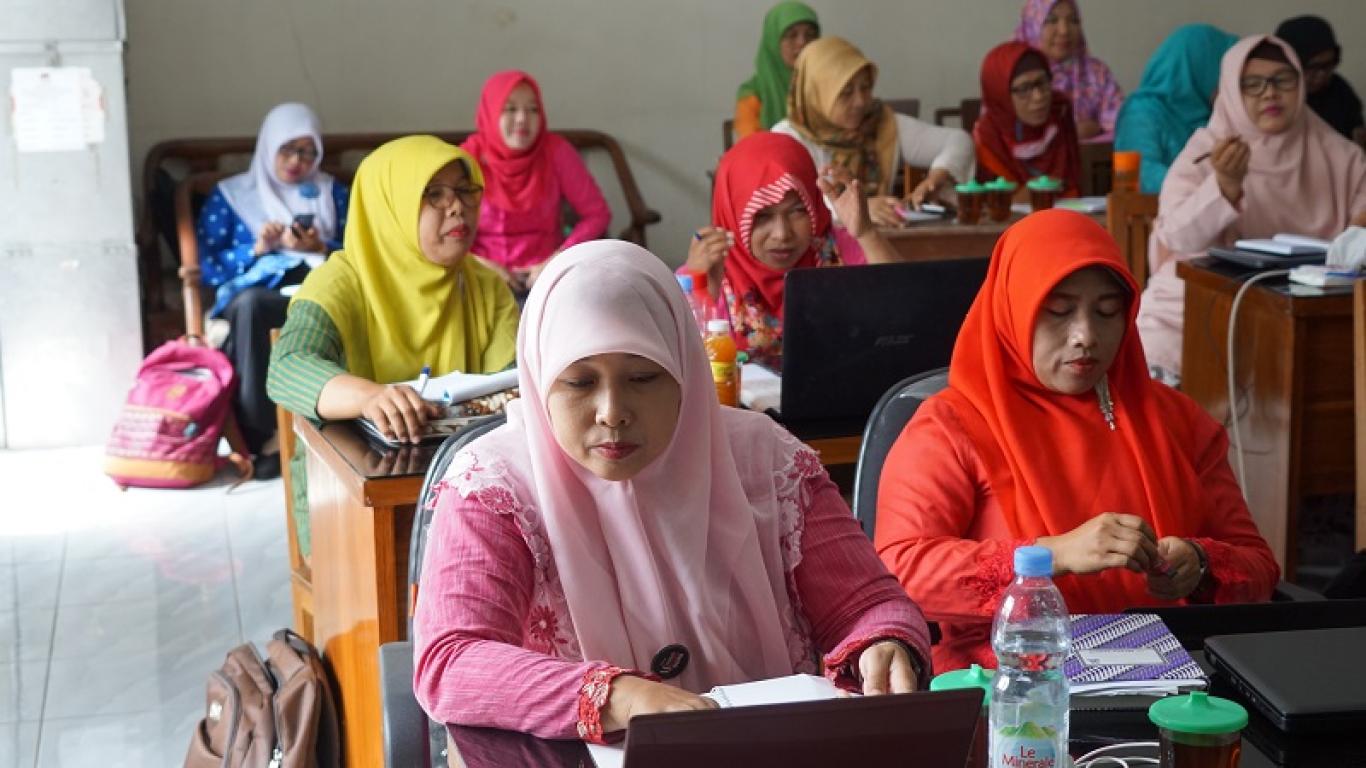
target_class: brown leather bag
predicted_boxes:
[185,629,341,768]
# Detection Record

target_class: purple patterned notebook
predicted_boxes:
[1065,613,1207,695]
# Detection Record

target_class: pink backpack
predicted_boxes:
[105,339,252,489]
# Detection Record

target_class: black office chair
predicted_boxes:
[851,368,949,540]
[382,414,508,768]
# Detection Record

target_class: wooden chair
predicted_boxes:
[142,130,662,345]
[934,98,982,133]
[723,119,735,151]
[1356,280,1366,554]
[271,328,313,643]
[1079,141,1114,196]
[1106,191,1159,288]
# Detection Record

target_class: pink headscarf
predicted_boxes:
[452,239,814,692]
[461,70,570,212]
[1164,36,1366,245]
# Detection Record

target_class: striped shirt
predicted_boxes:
[266,300,349,420]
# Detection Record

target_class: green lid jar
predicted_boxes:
[930,664,994,707]
[1149,691,1248,738]
[1027,175,1064,192]
[954,179,987,195]
[985,176,1019,193]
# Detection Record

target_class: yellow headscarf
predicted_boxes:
[292,135,518,383]
[786,36,900,196]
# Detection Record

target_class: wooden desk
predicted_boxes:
[1178,259,1355,578]
[881,211,1104,262]
[294,418,861,767]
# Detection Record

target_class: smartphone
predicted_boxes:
[291,213,315,236]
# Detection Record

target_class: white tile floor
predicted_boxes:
[0,446,291,767]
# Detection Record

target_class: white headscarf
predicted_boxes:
[219,102,338,241]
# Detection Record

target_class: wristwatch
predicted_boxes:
[1185,538,1209,584]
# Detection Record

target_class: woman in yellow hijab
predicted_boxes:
[772,37,976,227]
[268,135,518,446]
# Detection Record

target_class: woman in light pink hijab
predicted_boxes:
[412,239,931,743]
[1138,35,1366,383]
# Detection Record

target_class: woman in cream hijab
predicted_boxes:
[772,36,975,229]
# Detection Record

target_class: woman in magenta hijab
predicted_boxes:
[412,240,931,742]
[1013,0,1123,140]
[1138,35,1366,383]
[462,70,611,295]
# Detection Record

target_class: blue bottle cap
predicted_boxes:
[1013,546,1053,577]
[676,273,694,293]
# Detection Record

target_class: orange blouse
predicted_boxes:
[874,395,1279,672]
[733,95,763,142]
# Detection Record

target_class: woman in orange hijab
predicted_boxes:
[873,210,1277,671]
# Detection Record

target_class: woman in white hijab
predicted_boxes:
[196,102,351,477]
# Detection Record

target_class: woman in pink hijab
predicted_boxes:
[412,240,931,742]
[1138,35,1366,383]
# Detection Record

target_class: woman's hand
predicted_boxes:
[866,196,903,228]
[858,641,919,695]
[818,172,874,239]
[685,227,733,289]
[281,224,326,254]
[475,255,525,293]
[517,260,550,290]
[1210,136,1250,206]
[254,221,286,256]
[600,675,718,733]
[1349,210,1366,228]
[359,384,444,445]
[1077,119,1103,140]
[1036,512,1160,576]
[907,168,953,210]
[1146,537,1205,601]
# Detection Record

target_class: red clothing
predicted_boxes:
[874,210,1278,672]
[973,42,1081,192]
[415,468,932,741]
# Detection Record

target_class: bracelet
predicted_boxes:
[1185,538,1209,583]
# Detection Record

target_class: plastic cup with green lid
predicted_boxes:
[953,180,987,224]
[1148,691,1247,767]
[983,177,1017,222]
[1026,175,1065,212]
[931,665,994,768]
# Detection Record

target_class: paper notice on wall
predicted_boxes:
[10,67,106,152]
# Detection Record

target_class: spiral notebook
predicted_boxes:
[1065,613,1207,697]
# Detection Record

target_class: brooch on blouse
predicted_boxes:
[298,182,320,200]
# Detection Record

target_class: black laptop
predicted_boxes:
[777,259,988,437]
[1204,627,1366,734]
[621,688,983,768]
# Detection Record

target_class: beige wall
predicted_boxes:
[126,0,1366,265]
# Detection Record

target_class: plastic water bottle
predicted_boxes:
[676,273,708,335]
[989,545,1071,768]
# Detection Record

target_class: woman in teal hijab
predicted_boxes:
[733,2,820,140]
[1115,24,1238,194]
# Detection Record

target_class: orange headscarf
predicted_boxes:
[937,209,1212,611]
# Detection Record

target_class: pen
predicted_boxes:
[416,365,431,398]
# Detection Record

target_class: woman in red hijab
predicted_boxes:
[874,210,1277,672]
[974,42,1082,195]
[682,132,898,367]
[461,70,611,294]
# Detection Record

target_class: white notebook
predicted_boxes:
[398,367,518,404]
[587,674,840,768]
[1235,234,1331,256]
[738,363,782,414]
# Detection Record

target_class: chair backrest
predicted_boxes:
[723,119,735,151]
[1105,191,1159,289]
[1356,281,1366,556]
[1079,141,1114,196]
[933,98,981,133]
[851,368,950,539]
[884,98,921,119]
[406,414,508,633]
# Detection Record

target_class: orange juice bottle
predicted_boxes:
[704,319,738,407]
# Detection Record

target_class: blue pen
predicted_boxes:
[416,365,431,398]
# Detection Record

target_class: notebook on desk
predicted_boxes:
[587,677,982,768]
[774,259,988,437]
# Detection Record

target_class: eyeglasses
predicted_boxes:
[1304,58,1339,75]
[1239,71,1300,97]
[278,145,319,162]
[423,183,484,209]
[1010,76,1052,98]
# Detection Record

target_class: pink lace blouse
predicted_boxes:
[412,448,932,742]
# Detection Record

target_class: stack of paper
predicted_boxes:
[739,363,782,414]
[1065,614,1206,697]
[1235,234,1331,256]
[400,367,519,404]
